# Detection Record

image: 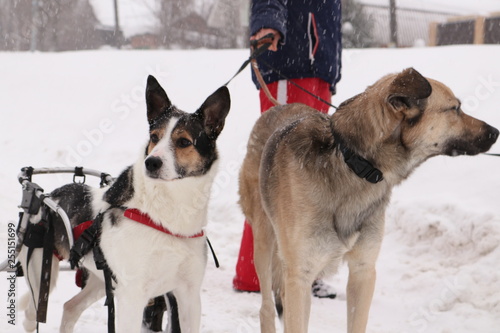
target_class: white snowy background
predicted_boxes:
[0,45,499,333]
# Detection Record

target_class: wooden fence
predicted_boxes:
[429,14,500,46]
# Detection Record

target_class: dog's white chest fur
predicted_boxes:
[97,158,218,294]
[100,220,207,296]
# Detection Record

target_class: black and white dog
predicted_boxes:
[18,75,230,332]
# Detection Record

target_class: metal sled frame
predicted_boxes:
[0,166,113,272]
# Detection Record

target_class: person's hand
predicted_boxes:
[250,28,280,51]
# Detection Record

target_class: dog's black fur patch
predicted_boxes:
[104,166,134,208]
[173,114,219,177]
[51,183,94,224]
[50,183,95,254]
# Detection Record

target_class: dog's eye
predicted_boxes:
[446,105,460,115]
[177,138,192,148]
[150,134,159,144]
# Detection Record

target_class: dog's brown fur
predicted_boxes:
[238,68,498,333]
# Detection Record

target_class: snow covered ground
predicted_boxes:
[0,45,499,332]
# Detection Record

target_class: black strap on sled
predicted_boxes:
[332,131,384,184]
[23,221,46,252]
[37,212,54,323]
[69,212,116,333]
[22,209,55,324]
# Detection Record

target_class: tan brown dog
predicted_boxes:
[238,68,498,333]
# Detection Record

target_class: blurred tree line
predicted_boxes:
[0,0,373,51]
[0,0,100,51]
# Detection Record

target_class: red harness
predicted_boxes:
[68,208,204,287]
[62,208,203,260]
[73,220,95,241]
[73,209,205,241]
[123,208,205,238]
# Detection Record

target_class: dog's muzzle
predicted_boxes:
[444,124,499,156]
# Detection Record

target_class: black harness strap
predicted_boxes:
[69,214,102,269]
[24,222,46,255]
[206,237,220,268]
[22,212,54,324]
[69,212,116,333]
[36,213,54,323]
[94,244,116,333]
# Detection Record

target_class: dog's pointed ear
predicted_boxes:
[388,68,432,114]
[146,75,172,124]
[196,86,231,139]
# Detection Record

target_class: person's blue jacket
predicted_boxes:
[250,0,342,94]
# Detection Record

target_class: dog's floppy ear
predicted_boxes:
[196,86,231,139]
[146,75,172,124]
[387,68,432,115]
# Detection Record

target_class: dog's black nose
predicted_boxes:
[491,126,499,141]
[145,156,163,172]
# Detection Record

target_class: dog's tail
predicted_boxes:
[272,252,284,320]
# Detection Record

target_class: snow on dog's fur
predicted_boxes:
[19,75,230,333]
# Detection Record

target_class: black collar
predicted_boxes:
[332,129,384,184]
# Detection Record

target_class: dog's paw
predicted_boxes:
[312,279,337,299]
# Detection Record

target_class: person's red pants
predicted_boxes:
[233,78,331,291]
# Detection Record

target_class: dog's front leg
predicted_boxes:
[344,221,384,333]
[346,261,376,333]
[115,286,149,333]
[174,285,202,333]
